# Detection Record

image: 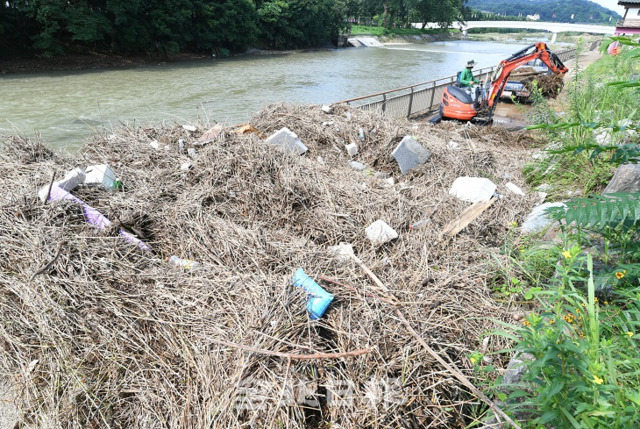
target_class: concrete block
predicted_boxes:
[392,136,432,175]
[521,202,565,234]
[365,220,398,246]
[266,127,308,155]
[449,177,496,203]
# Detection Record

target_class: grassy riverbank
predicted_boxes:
[474,38,640,427]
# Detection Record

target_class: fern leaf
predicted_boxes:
[552,193,640,231]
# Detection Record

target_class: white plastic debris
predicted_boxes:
[180,161,193,171]
[328,242,355,262]
[448,141,460,150]
[85,164,120,190]
[505,182,525,196]
[317,156,326,165]
[150,140,159,149]
[385,177,395,186]
[182,124,197,132]
[266,127,308,155]
[321,104,333,113]
[365,220,398,246]
[348,161,366,171]
[38,167,86,202]
[187,148,198,159]
[449,177,497,203]
[345,143,359,156]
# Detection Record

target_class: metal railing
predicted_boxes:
[334,46,589,119]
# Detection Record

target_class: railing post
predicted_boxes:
[429,83,436,110]
[382,93,386,113]
[407,87,414,118]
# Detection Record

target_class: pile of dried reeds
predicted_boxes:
[0,104,541,428]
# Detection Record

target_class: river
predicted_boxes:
[0,40,532,150]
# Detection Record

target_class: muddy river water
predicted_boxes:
[0,40,533,150]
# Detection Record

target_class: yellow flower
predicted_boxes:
[615,271,627,280]
[593,375,604,385]
[562,250,572,259]
[470,357,478,364]
[627,331,634,338]
[523,319,531,327]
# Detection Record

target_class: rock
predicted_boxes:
[604,163,640,194]
[365,220,398,246]
[348,161,366,171]
[345,143,359,156]
[0,381,17,429]
[182,124,197,132]
[392,136,432,175]
[266,127,308,155]
[449,177,497,203]
[521,202,565,233]
[198,124,224,142]
[505,182,525,196]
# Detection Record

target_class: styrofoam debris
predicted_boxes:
[385,177,395,186]
[365,220,398,246]
[328,242,355,261]
[345,143,359,156]
[348,161,366,171]
[505,182,525,196]
[182,124,197,132]
[180,162,193,171]
[38,168,86,202]
[85,164,120,190]
[449,177,497,203]
[150,140,159,149]
[321,104,333,113]
[266,127,308,155]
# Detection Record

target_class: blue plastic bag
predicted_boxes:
[291,268,334,319]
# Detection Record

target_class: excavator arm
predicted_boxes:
[485,42,568,114]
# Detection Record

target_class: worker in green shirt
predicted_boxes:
[459,60,480,88]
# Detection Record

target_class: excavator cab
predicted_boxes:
[436,42,568,124]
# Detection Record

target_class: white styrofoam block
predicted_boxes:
[345,143,359,156]
[182,124,197,132]
[38,167,86,202]
[329,242,355,261]
[266,127,308,155]
[150,140,159,149]
[85,164,118,189]
[321,104,333,113]
[348,161,366,170]
[365,220,398,246]
[449,177,497,203]
[505,182,525,196]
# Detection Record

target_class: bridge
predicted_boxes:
[417,20,615,35]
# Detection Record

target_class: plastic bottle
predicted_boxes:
[167,255,199,270]
[291,268,334,320]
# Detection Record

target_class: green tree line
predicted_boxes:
[0,0,468,58]
[466,0,620,24]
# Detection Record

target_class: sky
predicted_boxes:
[590,0,625,15]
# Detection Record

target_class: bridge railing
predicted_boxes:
[334,47,585,119]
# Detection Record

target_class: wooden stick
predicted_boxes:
[210,338,371,360]
[441,198,496,237]
[29,240,67,282]
[43,171,56,205]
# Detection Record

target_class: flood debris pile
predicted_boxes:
[1,104,540,428]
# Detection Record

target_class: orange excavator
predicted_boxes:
[436,42,568,124]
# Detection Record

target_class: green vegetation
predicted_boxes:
[467,0,620,24]
[349,24,450,37]
[475,37,640,427]
[0,0,469,58]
